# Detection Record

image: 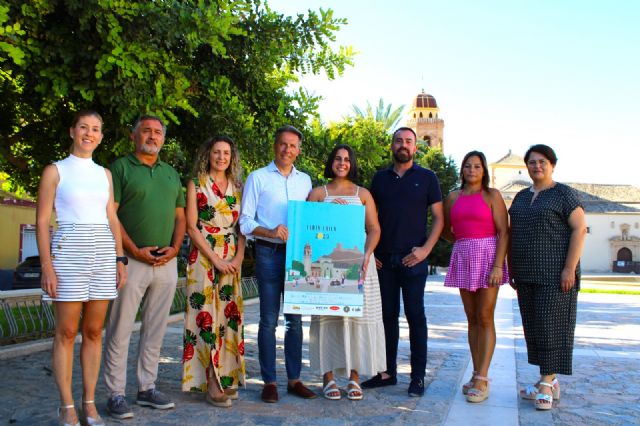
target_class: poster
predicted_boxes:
[283,200,365,317]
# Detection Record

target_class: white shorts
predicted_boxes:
[42,223,118,302]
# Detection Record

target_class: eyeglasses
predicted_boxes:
[527,159,549,167]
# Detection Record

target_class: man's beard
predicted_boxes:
[393,148,412,164]
[140,143,161,155]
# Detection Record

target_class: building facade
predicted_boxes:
[0,194,57,269]
[490,153,640,273]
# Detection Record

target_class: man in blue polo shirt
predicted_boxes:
[362,127,444,397]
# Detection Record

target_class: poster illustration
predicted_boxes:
[283,200,365,317]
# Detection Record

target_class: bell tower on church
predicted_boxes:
[405,90,445,151]
[303,242,312,275]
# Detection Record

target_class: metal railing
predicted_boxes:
[0,290,55,344]
[0,276,259,345]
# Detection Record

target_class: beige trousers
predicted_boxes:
[103,257,178,396]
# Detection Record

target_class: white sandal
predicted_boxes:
[57,404,80,426]
[465,375,490,403]
[323,380,341,400]
[520,378,560,400]
[462,370,477,395]
[79,400,105,426]
[535,382,555,410]
[347,380,363,401]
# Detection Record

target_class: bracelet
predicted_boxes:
[492,265,503,269]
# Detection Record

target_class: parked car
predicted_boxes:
[12,256,41,290]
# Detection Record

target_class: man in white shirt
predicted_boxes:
[239,125,315,403]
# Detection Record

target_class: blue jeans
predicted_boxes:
[255,243,302,384]
[376,253,428,380]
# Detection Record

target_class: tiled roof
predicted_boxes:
[565,183,640,213]
[564,183,640,203]
[499,180,530,194]
[413,91,438,109]
[320,243,363,262]
[490,151,525,166]
[498,181,640,213]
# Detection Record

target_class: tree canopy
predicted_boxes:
[301,116,390,187]
[0,0,353,193]
[414,145,459,267]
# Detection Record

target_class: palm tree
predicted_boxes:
[351,98,405,132]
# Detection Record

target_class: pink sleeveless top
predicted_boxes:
[450,192,496,239]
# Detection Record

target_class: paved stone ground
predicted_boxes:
[514,292,640,426]
[1,276,639,425]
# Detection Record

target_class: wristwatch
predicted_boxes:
[116,256,129,265]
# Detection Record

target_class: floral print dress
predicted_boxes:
[182,176,245,393]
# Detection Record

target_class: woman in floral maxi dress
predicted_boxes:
[182,136,245,408]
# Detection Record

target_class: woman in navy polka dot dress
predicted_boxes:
[508,144,587,411]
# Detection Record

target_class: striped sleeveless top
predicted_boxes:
[323,185,362,205]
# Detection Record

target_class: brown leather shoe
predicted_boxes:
[261,384,279,403]
[287,381,317,399]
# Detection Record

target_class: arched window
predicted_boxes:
[617,247,632,261]
[413,113,416,118]
[419,112,423,118]
[429,112,433,118]
[423,135,431,146]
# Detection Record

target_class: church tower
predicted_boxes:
[303,242,312,276]
[406,90,444,151]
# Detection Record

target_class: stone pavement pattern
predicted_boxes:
[1,277,639,425]
[515,292,640,426]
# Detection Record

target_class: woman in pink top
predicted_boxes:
[443,151,509,403]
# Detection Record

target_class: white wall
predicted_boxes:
[491,167,528,189]
[582,213,640,272]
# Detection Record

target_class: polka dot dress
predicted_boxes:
[509,183,583,375]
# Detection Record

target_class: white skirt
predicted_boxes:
[309,254,386,377]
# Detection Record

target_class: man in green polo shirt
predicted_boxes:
[103,115,186,419]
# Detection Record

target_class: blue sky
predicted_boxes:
[268,0,640,186]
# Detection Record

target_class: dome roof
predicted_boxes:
[413,92,438,109]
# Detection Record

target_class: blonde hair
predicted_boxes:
[192,135,242,187]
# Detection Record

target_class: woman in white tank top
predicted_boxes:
[307,144,386,401]
[36,110,127,426]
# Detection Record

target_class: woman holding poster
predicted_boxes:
[308,144,386,401]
